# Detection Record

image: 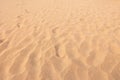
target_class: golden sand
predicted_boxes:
[0,0,120,80]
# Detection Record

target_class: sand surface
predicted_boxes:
[0,0,120,80]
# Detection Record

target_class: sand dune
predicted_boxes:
[0,0,120,80]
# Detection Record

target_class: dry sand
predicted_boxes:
[0,0,120,80]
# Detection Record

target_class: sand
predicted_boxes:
[0,0,120,80]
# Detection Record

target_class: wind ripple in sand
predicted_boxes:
[0,0,120,80]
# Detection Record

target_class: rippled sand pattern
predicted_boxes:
[0,0,120,80]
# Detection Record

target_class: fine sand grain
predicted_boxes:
[0,0,120,80]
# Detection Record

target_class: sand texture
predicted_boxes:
[0,0,120,80]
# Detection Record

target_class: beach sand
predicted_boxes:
[0,0,120,80]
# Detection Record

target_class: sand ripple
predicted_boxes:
[0,0,120,80]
